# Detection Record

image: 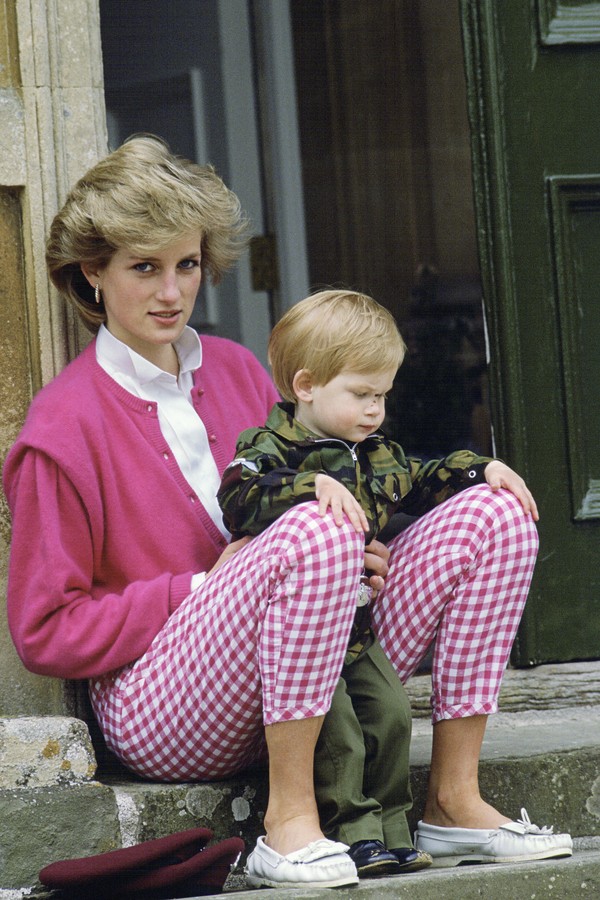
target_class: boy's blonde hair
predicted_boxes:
[46,134,248,333]
[269,290,406,402]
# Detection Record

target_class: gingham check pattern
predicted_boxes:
[90,486,537,779]
[90,504,364,780]
[372,486,539,722]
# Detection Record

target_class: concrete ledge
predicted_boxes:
[100,728,600,870]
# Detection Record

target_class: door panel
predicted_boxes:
[461,0,600,664]
[548,176,600,522]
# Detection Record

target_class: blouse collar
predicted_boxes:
[96,324,202,384]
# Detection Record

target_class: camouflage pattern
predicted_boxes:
[218,401,493,663]
[218,402,492,542]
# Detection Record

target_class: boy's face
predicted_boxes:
[295,367,396,443]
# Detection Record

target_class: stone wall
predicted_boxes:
[0,0,107,718]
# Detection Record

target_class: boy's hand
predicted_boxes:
[484,461,539,521]
[315,474,369,533]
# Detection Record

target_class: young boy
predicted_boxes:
[217,290,494,878]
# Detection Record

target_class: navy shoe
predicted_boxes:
[347,840,402,877]
[389,846,433,872]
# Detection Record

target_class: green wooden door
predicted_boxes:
[460,0,600,664]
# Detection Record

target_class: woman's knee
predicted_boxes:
[459,485,539,548]
[273,501,366,559]
[253,503,365,626]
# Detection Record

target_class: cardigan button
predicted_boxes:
[146,404,153,412]
[163,451,169,460]
[209,434,217,442]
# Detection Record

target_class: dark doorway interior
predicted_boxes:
[291,0,491,458]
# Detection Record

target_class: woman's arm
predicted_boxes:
[5,450,192,679]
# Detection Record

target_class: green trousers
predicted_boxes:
[314,638,414,849]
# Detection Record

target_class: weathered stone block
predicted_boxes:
[110,771,270,850]
[0,717,97,789]
[0,782,119,890]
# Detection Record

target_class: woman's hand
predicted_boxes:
[315,474,369,534]
[208,536,252,577]
[363,539,390,593]
[484,460,539,521]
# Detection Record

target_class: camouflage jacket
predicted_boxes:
[218,401,492,662]
[218,401,492,543]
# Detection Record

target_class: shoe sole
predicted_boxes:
[246,873,360,888]
[429,847,573,868]
[396,858,433,873]
[356,860,403,878]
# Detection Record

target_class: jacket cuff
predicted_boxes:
[462,461,490,486]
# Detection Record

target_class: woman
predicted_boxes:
[4,136,571,890]
[4,135,359,889]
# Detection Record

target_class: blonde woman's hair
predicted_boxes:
[46,134,249,333]
[269,290,406,402]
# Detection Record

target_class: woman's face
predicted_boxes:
[84,233,202,369]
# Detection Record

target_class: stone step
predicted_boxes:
[101,704,600,897]
[96,704,600,852]
[407,659,600,717]
[212,848,600,899]
[1,662,600,897]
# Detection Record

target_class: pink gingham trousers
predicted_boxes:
[90,485,537,780]
[90,504,365,781]
[372,485,539,722]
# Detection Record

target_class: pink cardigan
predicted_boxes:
[3,335,278,679]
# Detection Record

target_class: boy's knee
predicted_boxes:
[376,690,412,744]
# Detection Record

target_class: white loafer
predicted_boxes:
[245,835,359,888]
[415,808,573,867]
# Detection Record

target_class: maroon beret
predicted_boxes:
[39,827,244,898]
